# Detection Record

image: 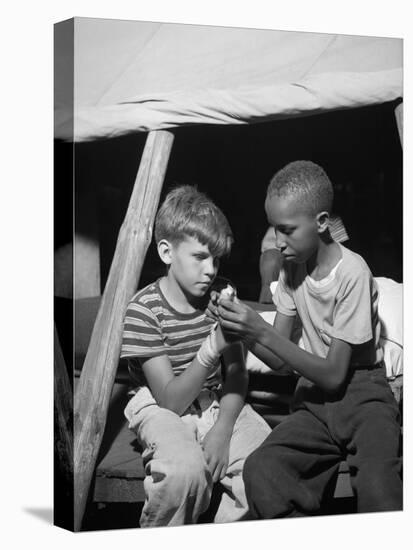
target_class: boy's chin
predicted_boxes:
[285,254,306,264]
[191,285,210,297]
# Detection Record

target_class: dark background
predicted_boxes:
[58,98,403,302]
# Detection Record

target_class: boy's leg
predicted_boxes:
[213,404,272,523]
[243,409,342,519]
[125,389,213,527]
[342,369,402,513]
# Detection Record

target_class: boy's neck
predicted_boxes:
[159,275,201,314]
[306,240,342,281]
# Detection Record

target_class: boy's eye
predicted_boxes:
[276,226,294,236]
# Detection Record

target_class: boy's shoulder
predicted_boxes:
[282,245,373,287]
[127,280,162,313]
[338,245,373,280]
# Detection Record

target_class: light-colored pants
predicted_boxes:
[124,386,271,527]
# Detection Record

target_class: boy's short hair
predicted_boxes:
[154,185,233,258]
[267,160,333,215]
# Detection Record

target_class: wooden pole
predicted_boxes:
[73,129,175,531]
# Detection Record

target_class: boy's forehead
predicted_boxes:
[265,195,312,224]
[266,195,294,219]
[180,235,210,251]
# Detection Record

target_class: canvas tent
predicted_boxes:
[54,17,403,530]
[55,18,402,140]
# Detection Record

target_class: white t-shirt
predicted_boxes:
[273,244,383,367]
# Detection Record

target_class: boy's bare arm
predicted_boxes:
[248,312,296,375]
[258,326,353,392]
[142,288,237,416]
[259,249,282,303]
[215,341,249,431]
[218,300,353,393]
[142,350,220,416]
[201,341,248,482]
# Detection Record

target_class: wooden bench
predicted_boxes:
[92,374,355,508]
[93,421,354,505]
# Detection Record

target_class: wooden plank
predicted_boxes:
[97,422,145,479]
[94,477,145,503]
[73,129,174,531]
[333,461,353,499]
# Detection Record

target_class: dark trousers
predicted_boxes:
[243,365,402,518]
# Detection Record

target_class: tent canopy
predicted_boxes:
[55,18,402,142]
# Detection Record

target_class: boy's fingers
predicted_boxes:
[210,290,219,304]
[220,319,243,334]
[213,462,224,483]
[218,297,238,309]
[219,463,228,480]
[217,305,242,322]
[205,308,218,320]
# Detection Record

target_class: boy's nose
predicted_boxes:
[275,231,286,251]
[204,258,216,277]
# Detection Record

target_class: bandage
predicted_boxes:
[218,284,236,302]
[196,328,221,371]
[197,283,236,371]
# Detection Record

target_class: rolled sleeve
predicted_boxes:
[273,267,296,317]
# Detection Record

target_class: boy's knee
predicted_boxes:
[167,453,211,496]
[352,458,402,512]
[243,448,260,485]
[243,446,308,519]
[243,447,272,500]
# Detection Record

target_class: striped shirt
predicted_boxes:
[121,278,221,389]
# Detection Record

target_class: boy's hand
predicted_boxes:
[214,322,233,353]
[206,291,240,348]
[205,290,220,322]
[201,423,231,482]
[218,298,267,344]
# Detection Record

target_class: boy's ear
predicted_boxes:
[316,211,330,234]
[157,239,173,265]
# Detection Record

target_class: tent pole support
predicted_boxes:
[73,129,175,531]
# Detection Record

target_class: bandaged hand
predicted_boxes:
[199,285,239,370]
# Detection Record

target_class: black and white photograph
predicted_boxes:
[53,16,404,533]
[4,3,410,548]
